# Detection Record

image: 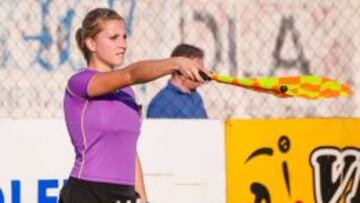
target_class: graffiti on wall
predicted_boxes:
[0,1,357,118]
[20,0,136,71]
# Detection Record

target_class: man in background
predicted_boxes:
[146,44,208,118]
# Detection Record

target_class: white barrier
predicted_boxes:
[0,120,225,203]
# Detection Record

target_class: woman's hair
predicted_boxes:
[76,8,124,63]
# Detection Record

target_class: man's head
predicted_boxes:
[170,44,205,93]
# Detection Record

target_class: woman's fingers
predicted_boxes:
[175,56,212,83]
[192,69,205,83]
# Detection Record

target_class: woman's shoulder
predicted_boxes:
[65,68,98,98]
[67,68,97,83]
[70,68,97,78]
[66,68,98,92]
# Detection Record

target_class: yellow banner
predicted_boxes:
[225,119,360,203]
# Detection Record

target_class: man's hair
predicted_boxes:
[170,44,204,58]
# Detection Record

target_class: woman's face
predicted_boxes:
[91,19,127,67]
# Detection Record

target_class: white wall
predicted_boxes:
[139,120,225,203]
[0,120,225,203]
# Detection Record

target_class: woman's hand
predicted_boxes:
[173,57,211,83]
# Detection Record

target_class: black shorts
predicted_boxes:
[58,177,139,203]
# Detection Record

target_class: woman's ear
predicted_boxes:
[85,37,96,52]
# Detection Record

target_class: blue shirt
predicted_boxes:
[147,82,208,118]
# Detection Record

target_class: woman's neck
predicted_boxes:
[88,59,113,72]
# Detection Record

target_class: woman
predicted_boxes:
[59,8,207,203]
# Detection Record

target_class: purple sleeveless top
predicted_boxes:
[64,68,141,185]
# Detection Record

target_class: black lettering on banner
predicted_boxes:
[251,182,271,203]
[310,147,360,203]
[245,136,296,202]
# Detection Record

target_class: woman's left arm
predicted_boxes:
[135,153,148,203]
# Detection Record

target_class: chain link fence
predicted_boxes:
[0,0,359,119]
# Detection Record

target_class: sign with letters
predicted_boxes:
[225,119,360,203]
